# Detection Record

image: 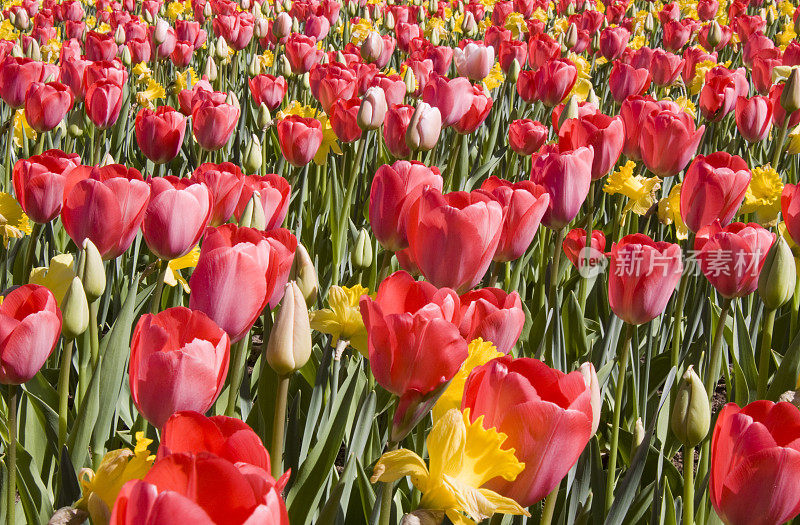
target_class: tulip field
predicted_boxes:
[6,0,800,523]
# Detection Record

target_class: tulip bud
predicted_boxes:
[767,7,775,25]
[255,17,269,38]
[67,111,85,138]
[238,192,267,230]
[282,0,291,11]
[154,18,169,45]
[633,418,645,449]
[507,58,521,82]
[100,152,116,166]
[361,31,384,63]
[120,45,133,66]
[241,0,251,10]
[26,39,41,61]
[779,389,800,409]
[292,16,300,33]
[215,37,230,60]
[61,277,89,340]
[406,102,442,152]
[143,8,154,23]
[243,134,262,173]
[758,234,796,310]
[273,11,292,39]
[429,26,441,46]
[558,95,580,130]
[707,21,722,49]
[113,24,127,46]
[225,90,239,109]
[203,1,213,17]
[13,10,29,31]
[564,23,578,50]
[80,239,106,301]
[248,54,261,76]
[266,281,312,376]
[783,68,800,115]
[336,50,347,65]
[289,243,319,307]
[257,103,273,129]
[7,10,15,28]
[404,66,417,95]
[279,54,292,77]
[399,511,445,525]
[587,87,600,106]
[671,366,711,447]
[384,11,395,30]
[302,72,310,89]
[644,13,655,32]
[352,229,373,269]
[203,57,218,81]
[358,87,388,130]
[461,11,477,36]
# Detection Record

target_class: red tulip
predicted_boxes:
[212,11,254,50]
[527,34,560,70]
[262,228,298,309]
[452,85,493,134]
[609,62,652,103]
[421,73,473,128]
[369,160,443,252]
[0,56,57,108]
[782,183,800,245]
[359,270,466,406]
[235,174,291,232]
[769,83,800,128]
[530,145,594,230]
[458,288,525,353]
[85,30,117,61]
[191,162,245,227]
[0,285,61,385]
[172,43,195,69]
[620,96,661,161]
[143,177,212,261]
[382,104,414,158]
[24,81,73,133]
[651,49,685,86]
[694,221,775,298]
[508,119,548,156]
[563,228,607,271]
[85,79,124,130]
[532,58,578,107]
[699,72,743,122]
[13,149,80,223]
[248,74,288,110]
[369,73,405,107]
[735,95,773,142]
[608,233,683,325]
[135,106,187,165]
[314,63,357,114]
[285,33,323,74]
[698,0,719,20]
[599,26,630,60]
[498,39,527,72]
[61,164,151,260]
[752,49,782,94]
[663,19,692,52]
[710,401,800,525]
[276,115,323,167]
[462,356,596,507]
[479,176,550,262]
[680,152,751,233]
[129,307,229,428]
[406,189,503,293]
[329,97,362,143]
[191,98,239,152]
[188,224,271,342]
[110,452,289,524]
[638,108,705,177]
[559,113,624,179]
[82,59,127,97]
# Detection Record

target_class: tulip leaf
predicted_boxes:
[57,446,81,509]
[12,442,53,524]
[67,357,102,470]
[767,325,800,400]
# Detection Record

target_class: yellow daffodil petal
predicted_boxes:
[740,165,783,225]
[433,339,502,421]
[461,411,524,487]
[658,183,689,240]
[370,449,430,490]
[29,253,76,306]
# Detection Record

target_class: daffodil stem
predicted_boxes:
[605,322,634,514]
[757,308,776,399]
[540,483,559,525]
[683,445,695,525]
[270,374,290,480]
[150,262,169,314]
[378,441,398,525]
[57,339,74,455]
[5,384,17,525]
[225,337,249,417]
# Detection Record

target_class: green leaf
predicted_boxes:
[67,357,102,470]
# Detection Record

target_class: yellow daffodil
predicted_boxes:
[433,339,503,421]
[658,183,689,240]
[166,0,186,20]
[29,254,76,306]
[132,62,153,84]
[164,246,200,293]
[41,37,62,63]
[483,62,505,91]
[531,7,548,24]
[778,23,797,49]
[629,35,647,50]
[259,49,275,70]
[604,161,661,218]
[371,408,529,525]
[351,19,375,45]
[478,17,492,34]
[689,59,718,95]
[313,113,343,165]
[504,11,526,37]
[310,284,370,355]
[780,0,795,17]
[76,432,155,525]
[13,109,35,149]
[173,67,199,94]
[670,96,697,119]
[739,165,783,225]
[136,78,166,108]
[788,126,800,154]
[0,19,16,40]
[0,192,31,246]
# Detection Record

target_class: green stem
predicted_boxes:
[757,308,776,399]
[4,114,13,192]
[605,322,634,514]
[225,337,249,417]
[5,384,16,525]
[57,339,74,454]
[377,441,399,525]
[791,265,800,338]
[270,374,290,479]
[683,445,695,525]
[19,222,43,285]
[548,228,567,318]
[671,271,690,369]
[771,120,789,169]
[540,483,559,525]
[88,300,99,369]
[150,262,169,314]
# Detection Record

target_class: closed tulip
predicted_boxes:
[680,152,751,232]
[405,102,442,152]
[85,30,117,61]
[0,56,56,108]
[620,96,661,161]
[458,288,525,353]
[651,49,685,86]
[498,40,527,72]
[462,356,597,507]
[24,81,73,133]
[559,113,625,179]
[85,79,124,130]
[369,160,443,252]
[135,106,187,164]
[479,176,550,262]
[639,108,705,177]
[129,307,229,428]
[508,119,548,156]
[782,183,800,245]
[454,42,494,81]
[329,97,362,143]
[314,63,357,114]
[191,98,239,151]
[265,281,311,376]
[61,164,151,260]
[406,189,503,293]
[530,145,594,230]
[710,401,800,525]
[563,228,607,270]
[13,149,80,223]
[191,162,245,227]
[0,284,61,385]
[143,177,212,261]
[609,62,652,103]
[382,103,415,158]
[276,115,323,167]
[248,74,288,110]
[358,86,388,130]
[736,95,773,142]
[533,58,578,107]
[694,221,775,298]
[188,224,271,342]
[599,26,630,60]
[235,174,291,232]
[608,233,683,324]
[359,271,466,405]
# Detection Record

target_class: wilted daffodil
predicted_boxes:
[432,339,502,421]
[658,183,689,240]
[739,165,783,225]
[310,284,370,356]
[76,432,155,525]
[0,192,32,246]
[371,408,529,525]
[29,253,76,306]
[604,161,661,220]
